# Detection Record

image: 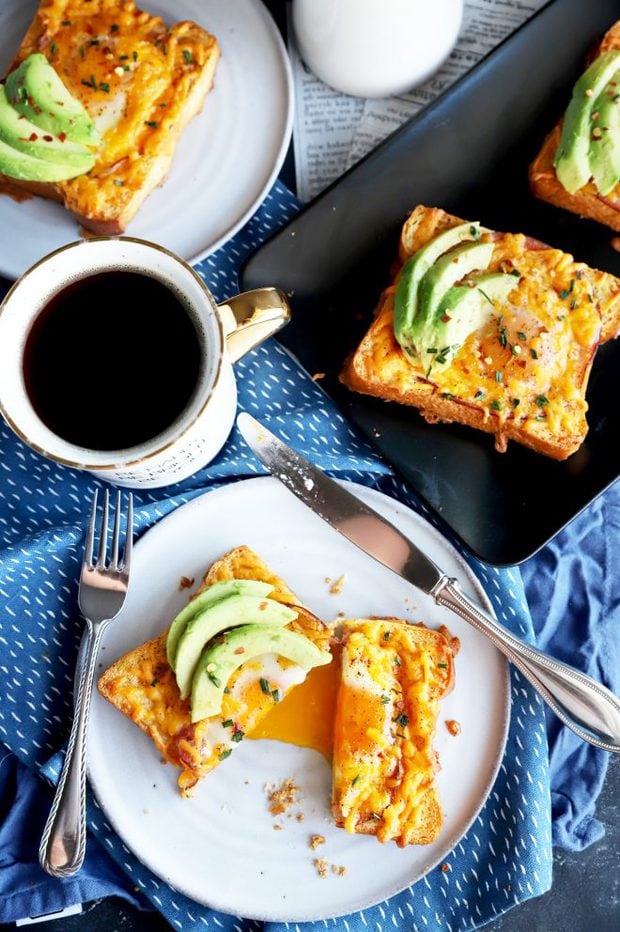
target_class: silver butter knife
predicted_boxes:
[237,412,620,753]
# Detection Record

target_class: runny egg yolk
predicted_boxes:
[248,648,341,759]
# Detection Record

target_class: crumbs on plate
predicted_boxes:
[266,777,299,816]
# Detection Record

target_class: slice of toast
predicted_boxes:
[331,619,453,847]
[98,546,330,796]
[529,21,620,231]
[341,205,620,459]
[0,0,220,233]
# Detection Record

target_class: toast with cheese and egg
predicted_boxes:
[98,546,330,796]
[0,0,220,233]
[529,21,620,231]
[341,205,620,460]
[332,619,454,847]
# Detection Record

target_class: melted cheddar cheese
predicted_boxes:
[332,620,453,847]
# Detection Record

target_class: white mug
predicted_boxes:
[292,0,464,98]
[0,238,290,489]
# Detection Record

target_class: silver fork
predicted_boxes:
[39,489,133,877]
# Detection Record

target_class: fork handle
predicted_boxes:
[433,577,620,753]
[39,620,108,877]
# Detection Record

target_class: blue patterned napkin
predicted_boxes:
[0,179,615,930]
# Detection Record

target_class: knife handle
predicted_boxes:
[432,577,620,753]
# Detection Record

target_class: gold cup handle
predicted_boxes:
[217,287,291,364]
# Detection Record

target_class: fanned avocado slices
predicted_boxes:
[191,623,331,722]
[174,594,298,700]
[393,221,485,354]
[555,50,620,194]
[0,86,94,171]
[588,72,620,196]
[0,135,93,182]
[6,53,100,147]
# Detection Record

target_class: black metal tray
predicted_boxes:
[241,0,620,565]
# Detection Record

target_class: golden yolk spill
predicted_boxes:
[249,650,341,759]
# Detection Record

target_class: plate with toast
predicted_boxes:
[88,476,510,921]
[241,0,620,566]
[0,0,293,279]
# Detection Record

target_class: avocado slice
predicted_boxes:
[0,135,94,182]
[555,50,620,194]
[166,579,274,670]
[406,241,495,359]
[422,272,519,375]
[394,221,486,354]
[191,623,331,722]
[0,86,94,171]
[175,595,298,700]
[5,53,100,147]
[588,72,620,196]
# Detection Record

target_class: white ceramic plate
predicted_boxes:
[0,0,293,280]
[88,477,510,921]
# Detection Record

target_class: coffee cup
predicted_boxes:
[0,237,290,489]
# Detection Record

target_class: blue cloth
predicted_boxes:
[0,178,615,930]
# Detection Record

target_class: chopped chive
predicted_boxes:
[517,331,527,341]
[150,678,159,687]
[478,288,494,307]
[474,389,485,400]
[352,775,360,787]
[530,348,538,360]
[490,399,502,412]
[133,50,138,61]
[183,49,194,64]
[470,225,481,240]
[89,39,100,46]
[207,671,221,688]
[509,343,518,356]
[50,41,57,55]
[394,712,410,728]
[119,54,129,60]
[383,631,391,641]
[222,719,233,728]
[426,347,438,354]
[271,688,281,703]
[371,812,382,821]
[223,686,231,694]
[396,732,407,739]
[231,729,244,743]
[61,20,72,26]
[570,297,577,310]
[111,23,119,33]
[495,370,503,383]
[559,279,575,300]
[510,268,522,278]
[441,391,456,399]
[437,663,448,669]
[380,695,390,705]
[219,748,232,760]
[99,82,110,93]
[394,655,402,667]
[145,120,158,128]
[535,394,549,408]
[260,677,271,696]
[512,398,520,408]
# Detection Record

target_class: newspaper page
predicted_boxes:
[290,0,548,200]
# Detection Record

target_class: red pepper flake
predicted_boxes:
[441,314,452,323]
[234,646,245,655]
[43,135,53,142]
[29,132,38,141]
[59,132,67,142]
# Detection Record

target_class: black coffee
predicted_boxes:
[23,271,202,450]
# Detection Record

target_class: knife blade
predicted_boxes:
[237,411,447,597]
[236,411,620,753]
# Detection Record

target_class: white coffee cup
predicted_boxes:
[0,237,290,489]
[293,0,463,98]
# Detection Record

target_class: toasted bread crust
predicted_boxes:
[0,0,220,232]
[529,21,620,238]
[341,205,620,459]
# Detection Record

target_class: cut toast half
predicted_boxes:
[331,619,453,847]
[341,205,620,459]
[0,0,220,233]
[529,21,620,231]
[98,545,330,796]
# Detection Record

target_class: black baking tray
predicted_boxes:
[241,0,620,566]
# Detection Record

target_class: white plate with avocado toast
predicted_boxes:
[0,0,293,280]
[87,476,510,921]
